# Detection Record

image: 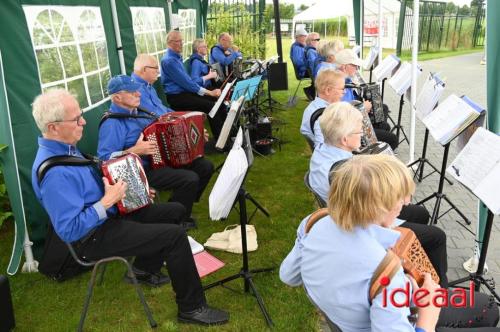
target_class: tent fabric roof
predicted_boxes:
[293,0,400,22]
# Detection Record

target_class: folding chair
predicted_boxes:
[304,135,315,152]
[66,243,157,331]
[304,171,327,208]
[287,65,312,107]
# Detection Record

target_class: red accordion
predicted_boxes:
[143,111,206,169]
[101,153,152,215]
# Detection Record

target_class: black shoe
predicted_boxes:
[181,217,197,230]
[178,305,229,326]
[124,267,170,287]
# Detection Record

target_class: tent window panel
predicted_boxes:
[43,83,65,94]
[178,9,196,59]
[67,78,87,108]
[100,70,111,96]
[60,45,81,77]
[24,5,111,110]
[36,48,63,84]
[87,74,102,104]
[131,7,167,58]
[80,43,98,73]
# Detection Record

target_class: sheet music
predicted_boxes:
[363,46,378,70]
[231,75,262,101]
[188,236,204,255]
[447,128,500,214]
[209,79,235,118]
[388,62,422,96]
[216,95,244,150]
[415,74,445,121]
[373,54,400,81]
[209,128,248,220]
[422,94,482,145]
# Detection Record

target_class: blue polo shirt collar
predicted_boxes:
[38,136,80,157]
[110,103,136,115]
[167,48,182,60]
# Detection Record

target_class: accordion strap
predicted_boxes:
[309,107,325,135]
[99,108,158,128]
[304,208,329,234]
[37,153,98,184]
[369,249,402,303]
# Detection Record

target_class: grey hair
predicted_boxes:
[32,89,75,134]
[320,102,363,146]
[192,38,206,54]
[167,30,181,43]
[318,40,345,58]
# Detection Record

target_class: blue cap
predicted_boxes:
[107,75,141,94]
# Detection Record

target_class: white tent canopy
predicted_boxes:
[292,0,401,49]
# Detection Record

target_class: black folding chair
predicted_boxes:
[304,171,327,208]
[287,64,312,107]
[66,243,157,331]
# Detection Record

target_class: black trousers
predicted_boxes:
[166,92,227,139]
[374,124,398,151]
[146,158,214,217]
[436,291,500,331]
[76,203,206,312]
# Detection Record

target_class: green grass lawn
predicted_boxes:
[0,36,483,331]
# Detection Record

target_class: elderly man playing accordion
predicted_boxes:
[308,102,448,287]
[98,74,214,230]
[30,89,229,325]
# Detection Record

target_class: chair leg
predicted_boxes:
[122,259,158,328]
[78,262,102,332]
[97,264,106,286]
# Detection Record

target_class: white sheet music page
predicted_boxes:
[447,128,500,214]
[422,94,479,145]
[373,55,400,81]
[388,62,421,96]
[216,95,244,150]
[209,79,235,118]
[363,47,378,70]
[415,75,444,121]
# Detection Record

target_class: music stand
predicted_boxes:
[449,207,500,302]
[204,127,274,327]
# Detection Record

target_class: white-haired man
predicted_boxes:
[31,89,229,325]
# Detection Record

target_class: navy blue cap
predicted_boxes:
[107,75,141,94]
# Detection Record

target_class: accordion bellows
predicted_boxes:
[143,111,205,169]
[101,153,152,215]
[393,226,440,286]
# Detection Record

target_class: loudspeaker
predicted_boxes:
[0,275,15,331]
[268,62,288,91]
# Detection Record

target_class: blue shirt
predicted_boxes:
[209,44,242,75]
[317,62,337,74]
[131,73,173,116]
[31,137,114,243]
[300,97,329,146]
[280,214,415,332]
[188,53,212,88]
[304,46,319,78]
[97,103,156,166]
[290,41,307,78]
[308,143,353,202]
[342,77,356,102]
[161,48,205,95]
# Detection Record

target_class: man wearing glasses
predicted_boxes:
[31,89,230,325]
[209,32,242,78]
[98,74,214,230]
[161,30,226,139]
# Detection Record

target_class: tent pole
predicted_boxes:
[167,0,174,31]
[378,0,382,65]
[110,0,126,74]
[409,0,419,163]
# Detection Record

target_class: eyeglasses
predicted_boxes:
[144,65,159,70]
[349,131,364,136]
[171,39,183,43]
[50,112,84,126]
[313,38,321,41]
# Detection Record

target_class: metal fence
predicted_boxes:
[206,0,266,59]
[396,0,485,56]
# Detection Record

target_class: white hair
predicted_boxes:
[134,53,156,72]
[320,102,363,146]
[32,89,75,134]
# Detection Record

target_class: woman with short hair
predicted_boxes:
[316,40,344,74]
[188,38,216,88]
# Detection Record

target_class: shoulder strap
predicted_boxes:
[37,154,97,184]
[304,208,329,234]
[98,108,158,128]
[309,107,326,135]
[369,249,402,303]
[328,158,349,185]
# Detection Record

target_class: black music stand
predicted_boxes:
[204,127,274,327]
[449,206,500,303]
[389,94,409,145]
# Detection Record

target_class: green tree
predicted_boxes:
[298,4,309,13]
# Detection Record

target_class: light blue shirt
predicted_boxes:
[308,143,352,202]
[300,97,329,146]
[317,62,337,74]
[280,214,415,332]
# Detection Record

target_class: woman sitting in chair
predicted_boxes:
[316,40,344,74]
[281,154,500,332]
[308,102,448,286]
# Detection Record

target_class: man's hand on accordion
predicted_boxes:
[363,100,373,114]
[100,177,128,210]
[126,133,157,156]
[148,188,157,200]
[204,129,210,142]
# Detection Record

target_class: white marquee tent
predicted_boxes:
[292,0,401,49]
